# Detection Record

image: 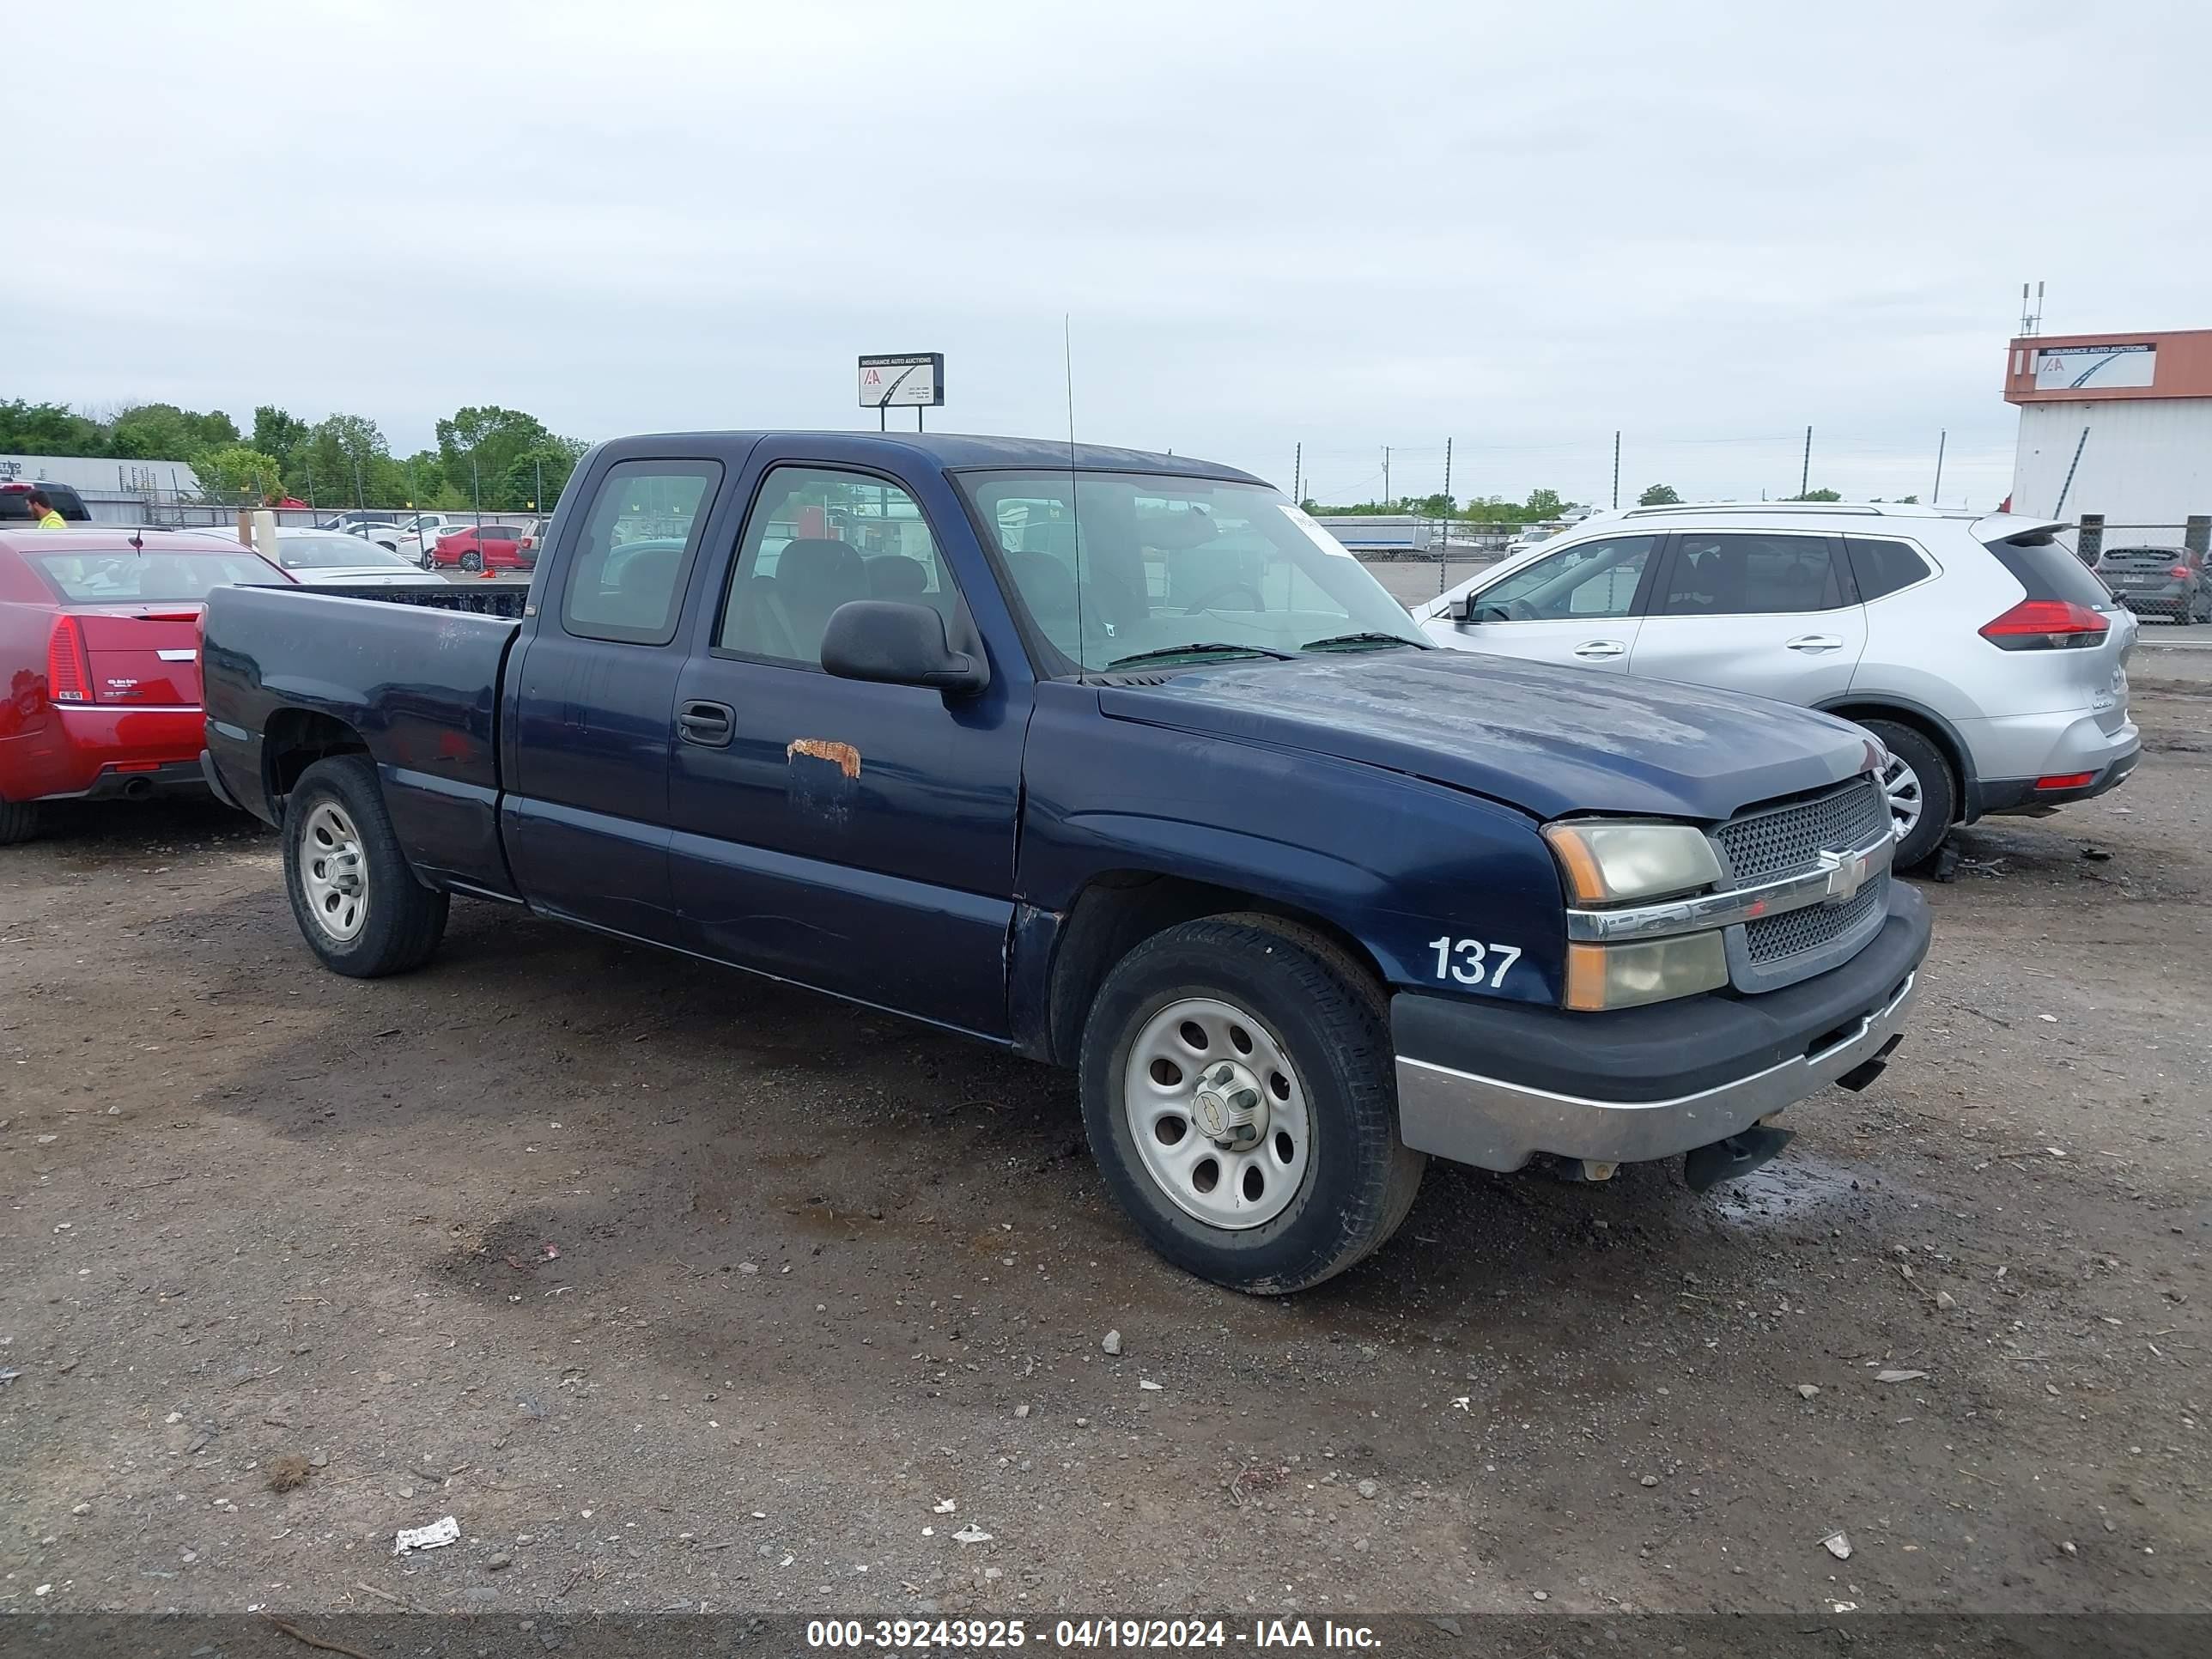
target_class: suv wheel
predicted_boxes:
[282,757,450,976]
[1079,915,1425,1293]
[1864,720,1954,872]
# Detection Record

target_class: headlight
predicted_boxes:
[1565,934,1729,1012]
[1542,820,1723,903]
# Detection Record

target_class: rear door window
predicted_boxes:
[1844,537,1934,601]
[560,459,724,645]
[1658,532,1850,616]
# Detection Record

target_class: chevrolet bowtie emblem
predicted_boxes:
[1818,847,1871,904]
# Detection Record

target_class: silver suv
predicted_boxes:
[1417,503,2140,867]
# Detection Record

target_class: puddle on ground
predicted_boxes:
[1707,1152,1877,1230]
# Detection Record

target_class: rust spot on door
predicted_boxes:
[787,738,861,780]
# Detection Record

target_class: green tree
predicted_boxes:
[1638,483,1681,506]
[292,412,397,505]
[1896,494,1919,504]
[436,405,559,507]
[1788,487,1842,502]
[501,439,586,513]
[252,406,311,472]
[1523,487,1565,519]
[0,398,106,455]
[196,445,287,504]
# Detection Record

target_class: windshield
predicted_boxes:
[277,534,416,570]
[26,547,288,603]
[957,471,1423,672]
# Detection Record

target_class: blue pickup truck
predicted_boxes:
[200,431,1930,1291]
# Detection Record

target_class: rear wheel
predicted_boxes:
[1864,719,1954,872]
[282,756,448,976]
[1079,915,1424,1293]
[0,797,40,846]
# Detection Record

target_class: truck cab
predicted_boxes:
[202,431,1931,1292]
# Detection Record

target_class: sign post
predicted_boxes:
[858,353,945,433]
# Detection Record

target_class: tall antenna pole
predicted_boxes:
[1382,446,1390,509]
[1293,442,1302,505]
[1438,437,1453,595]
[1931,429,1947,505]
[1800,425,1812,499]
[1612,430,1620,509]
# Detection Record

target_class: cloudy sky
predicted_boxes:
[20,1,2211,508]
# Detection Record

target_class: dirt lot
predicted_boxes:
[2,689,2206,1625]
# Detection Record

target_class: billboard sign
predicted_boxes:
[2033,343,2156,392]
[858,353,945,408]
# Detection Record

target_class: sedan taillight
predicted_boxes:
[1979,599,2110,651]
[46,616,91,702]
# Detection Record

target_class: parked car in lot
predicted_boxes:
[271,529,446,586]
[0,526,290,843]
[1415,502,2141,869]
[515,516,555,567]
[0,480,92,524]
[394,514,475,567]
[202,432,1930,1291]
[430,523,529,573]
[2094,544,2209,623]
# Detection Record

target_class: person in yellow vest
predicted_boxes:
[26,489,66,530]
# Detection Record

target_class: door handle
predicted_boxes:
[677,700,734,747]
[1785,635,1844,653]
[1571,640,1627,659]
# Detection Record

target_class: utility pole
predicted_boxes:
[1612,430,1621,509]
[1292,442,1301,505]
[353,459,365,509]
[535,458,544,515]
[1382,447,1391,510]
[1931,429,1947,505]
[1800,425,1813,499]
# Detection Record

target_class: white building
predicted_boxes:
[0,453,205,522]
[2004,328,2212,551]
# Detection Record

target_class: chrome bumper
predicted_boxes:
[1395,970,1921,1172]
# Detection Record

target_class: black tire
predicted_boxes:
[0,797,40,846]
[281,756,449,977]
[1863,719,1954,872]
[1079,914,1425,1294]
[460,550,483,573]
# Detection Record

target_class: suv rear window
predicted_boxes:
[1986,537,2114,608]
[1845,537,1933,601]
[0,484,89,521]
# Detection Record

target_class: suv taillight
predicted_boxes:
[46,616,91,702]
[2172,563,2193,580]
[1979,599,2109,651]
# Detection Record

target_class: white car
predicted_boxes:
[270,529,434,586]
[1415,501,2141,868]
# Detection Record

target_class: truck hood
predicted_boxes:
[1096,649,1879,823]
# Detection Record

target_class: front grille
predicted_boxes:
[1745,878,1884,965]
[1714,777,1888,883]
[1712,776,1892,993]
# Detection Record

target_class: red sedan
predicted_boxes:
[429,523,530,573]
[0,527,292,843]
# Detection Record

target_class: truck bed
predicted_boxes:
[201,583,524,893]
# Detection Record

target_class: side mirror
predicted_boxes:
[1458,594,1500,623]
[821,600,989,696]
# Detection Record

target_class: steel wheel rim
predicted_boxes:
[300,801,368,942]
[1881,752,1923,842]
[1124,995,1311,1231]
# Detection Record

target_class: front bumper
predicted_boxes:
[1392,883,1930,1172]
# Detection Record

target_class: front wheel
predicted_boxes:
[1079,915,1424,1293]
[459,550,483,573]
[1864,719,1955,872]
[282,756,449,976]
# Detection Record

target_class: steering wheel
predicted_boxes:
[1498,598,1540,623]
[1182,584,1266,617]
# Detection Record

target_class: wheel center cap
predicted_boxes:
[1191,1061,1267,1150]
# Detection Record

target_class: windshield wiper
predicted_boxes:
[1103,641,1297,671]
[1299,631,1423,653]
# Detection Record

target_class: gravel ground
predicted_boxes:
[1,689,2205,1623]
